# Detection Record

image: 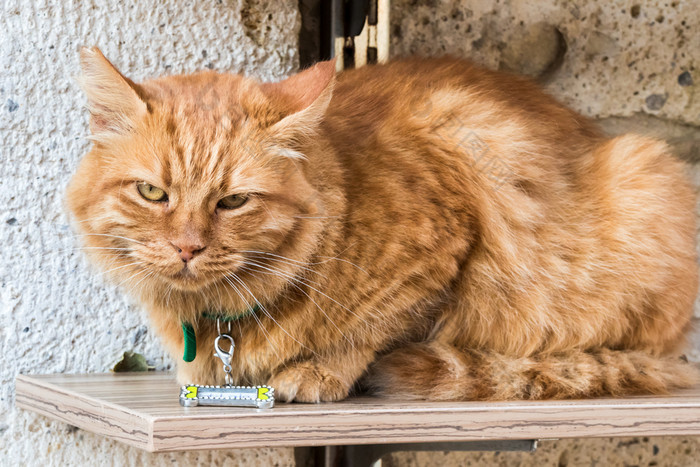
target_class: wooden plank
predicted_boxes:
[15,372,700,452]
[15,374,154,451]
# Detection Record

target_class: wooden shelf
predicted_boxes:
[15,372,700,452]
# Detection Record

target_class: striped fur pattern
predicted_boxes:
[67,47,698,402]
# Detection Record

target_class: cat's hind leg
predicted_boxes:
[367,341,698,400]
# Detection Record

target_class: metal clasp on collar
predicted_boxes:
[214,318,235,386]
[214,334,235,367]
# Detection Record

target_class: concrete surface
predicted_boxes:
[0,0,299,464]
[390,0,699,126]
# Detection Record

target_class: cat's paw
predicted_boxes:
[268,362,350,403]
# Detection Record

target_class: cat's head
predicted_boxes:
[67,47,336,299]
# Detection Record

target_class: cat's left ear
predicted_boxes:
[260,59,336,142]
[78,46,148,141]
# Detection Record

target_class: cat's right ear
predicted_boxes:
[259,59,337,144]
[78,47,148,141]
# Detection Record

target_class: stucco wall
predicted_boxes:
[0,0,299,464]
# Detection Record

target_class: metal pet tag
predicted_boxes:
[179,317,275,408]
[180,384,275,409]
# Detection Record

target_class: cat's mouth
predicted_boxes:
[176,267,195,278]
[168,266,204,289]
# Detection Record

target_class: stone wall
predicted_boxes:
[0,0,298,464]
[391,0,698,125]
[391,0,700,180]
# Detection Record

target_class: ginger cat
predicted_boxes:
[67,47,699,402]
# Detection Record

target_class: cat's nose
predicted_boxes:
[171,242,206,263]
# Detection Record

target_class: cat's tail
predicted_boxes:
[368,342,698,400]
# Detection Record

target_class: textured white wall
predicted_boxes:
[0,0,299,464]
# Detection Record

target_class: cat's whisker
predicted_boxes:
[211,279,224,311]
[114,266,150,289]
[69,214,114,225]
[220,280,246,337]
[242,259,323,288]
[76,232,147,246]
[66,254,141,290]
[314,241,370,274]
[259,198,282,229]
[239,250,340,274]
[100,260,144,276]
[243,254,329,280]
[244,260,385,323]
[237,250,313,265]
[239,265,357,350]
[116,268,149,288]
[226,272,318,357]
[129,270,156,292]
[54,246,132,256]
[164,282,172,308]
[222,275,282,360]
[314,255,369,274]
[240,260,367,330]
[197,280,224,316]
[241,263,386,327]
[239,247,369,275]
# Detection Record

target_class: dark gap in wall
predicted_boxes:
[299,0,323,68]
[299,0,371,68]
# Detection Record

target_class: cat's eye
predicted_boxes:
[136,182,168,202]
[218,194,249,210]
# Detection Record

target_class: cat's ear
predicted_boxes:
[260,59,336,142]
[78,47,148,140]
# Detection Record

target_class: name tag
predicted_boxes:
[180,384,275,409]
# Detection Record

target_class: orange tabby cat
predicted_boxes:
[67,47,698,402]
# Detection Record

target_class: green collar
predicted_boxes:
[181,304,260,362]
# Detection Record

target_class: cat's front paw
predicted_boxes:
[269,362,350,403]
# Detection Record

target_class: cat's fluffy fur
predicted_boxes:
[67,47,699,402]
